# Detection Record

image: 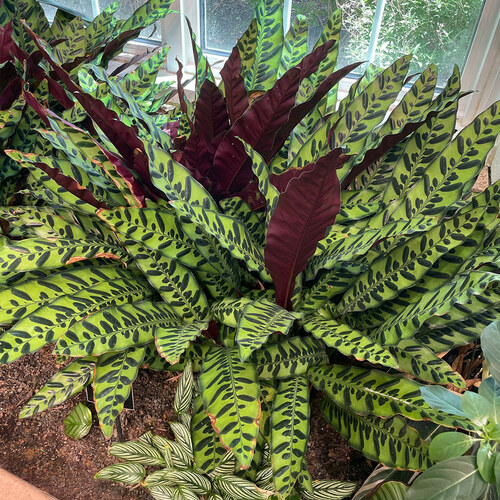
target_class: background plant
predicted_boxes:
[0,0,175,203]
[96,362,358,499]
[0,0,499,498]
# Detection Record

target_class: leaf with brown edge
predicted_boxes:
[220,46,248,123]
[265,148,347,308]
[212,40,335,192]
[198,346,260,468]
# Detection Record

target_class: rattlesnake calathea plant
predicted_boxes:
[96,362,358,500]
[0,0,500,497]
[0,0,175,203]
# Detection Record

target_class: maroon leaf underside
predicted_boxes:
[269,162,316,193]
[182,131,212,176]
[193,79,230,145]
[22,23,159,200]
[0,61,17,100]
[268,61,362,160]
[265,148,346,308]
[236,182,266,210]
[23,89,50,125]
[176,58,193,131]
[220,46,248,123]
[98,27,142,67]
[0,76,22,109]
[0,21,15,64]
[212,40,336,192]
[34,161,108,209]
[46,77,74,109]
[100,148,147,208]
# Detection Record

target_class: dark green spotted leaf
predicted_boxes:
[52,17,87,65]
[220,197,266,247]
[172,201,271,282]
[155,321,208,364]
[336,209,481,314]
[20,358,95,418]
[309,364,471,429]
[97,207,211,272]
[382,101,457,205]
[54,300,179,357]
[191,394,227,473]
[254,336,328,379]
[390,100,500,221]
[130,246,211,323]
[198,346,260,467]
[373,271,500,346]
[271,376,310,497]
[302,315,397,368]
[211,297,252,328]
[236,298,302,361]
[388,339,465,388]
[94,347,146,438]
[320,397,432,470]
[278,15,308,78]
[0,237,127,273]
[147,143,218,212]
[244,0,283,92]
[0,263,123,326]
[0,272,153,364]
[64,403,92,440]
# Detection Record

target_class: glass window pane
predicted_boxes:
[202,0,255,53]
[291,0,375,68]
[373,0,485,87]
[40,0,95,20]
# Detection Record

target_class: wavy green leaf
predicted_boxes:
[198,346,260,467]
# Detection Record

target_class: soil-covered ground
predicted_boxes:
[0,346,372,499]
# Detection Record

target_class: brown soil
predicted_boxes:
[0,347,372,499]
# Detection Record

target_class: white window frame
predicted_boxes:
[160,0,499,114]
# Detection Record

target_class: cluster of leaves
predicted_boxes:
[96,362,357,500]
[401,322,500,500]
[0,0,499,498]
[0,0,175,203]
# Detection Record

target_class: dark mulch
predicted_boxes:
[0,347,372,499]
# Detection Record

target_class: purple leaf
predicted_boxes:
[212,41,335,192]
[265,148,347,308]
[176,58,193,132]
[268,62,362,160]
[182,131,212,176]
[22,89,50,125]
[220,46,248,123]
[194,79,229,144]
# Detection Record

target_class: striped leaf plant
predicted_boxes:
[96,362,357,500]
[0,0,499,497]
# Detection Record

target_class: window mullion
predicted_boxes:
[283,0,292,33]
[91,0,100,17]
[366,0,387,64]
